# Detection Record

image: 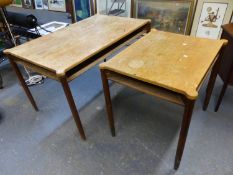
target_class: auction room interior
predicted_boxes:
[0,0,233,174]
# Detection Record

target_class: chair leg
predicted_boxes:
[60,76,86,140]
[100,69,115,136]
[174,99,195,170]
[215,82,228,112]
[9,59,38,111]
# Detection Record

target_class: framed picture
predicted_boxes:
[28,21,68,35]
[22,0,34,8]
[34,0,43,9]
[96,0,132,17]
[42,0,48,9]
[135,0,195,35]
[11,0,23,7]
[231,11,233,22]
[74,0,91,21]
[191,0,233,39]
[48,0,66,12]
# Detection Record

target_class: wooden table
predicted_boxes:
[99,29,227,169]
[4,15,151,140]
[203,23,233,112]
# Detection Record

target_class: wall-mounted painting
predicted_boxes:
[48,0,66,12]
[135,0,195,35]
[11,0,23,7]
[191,0,233,39]
[34,0,43,9]
[22,0,34,8]
[74,0,90,21]
[96,0,132,17]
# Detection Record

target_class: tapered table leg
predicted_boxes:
[203,65,219,111]
[100,70,115,136]
[9,59,38,111]
[0,72,3,89]
[203,49,224,111]
[215,82,228,112]
[60,76,86,140]
[174,99,195,170]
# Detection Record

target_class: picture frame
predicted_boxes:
[74,0,91,21]
[96,0,132,17]
[11,0,23,7]
[22,0,34,8]
[34,0,43,9]
[48,0,66,12]
[134,0,196,35]
[231,11,233,22]
[28,21,68,35]
[191,0,233,39]
[42,0,48,9]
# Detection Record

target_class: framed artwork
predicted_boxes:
[11,0,23,7]
[22,0,34,8]
[42,0,48,9]
[28,21,68,35]
[34,0,43,9]
[48,0,66,12]
[231,11,233,22]
[96,0,132,17]
[191,0,233,39]
[135,0,195,35]
[74,0,91,21]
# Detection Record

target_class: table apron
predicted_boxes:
[7,55,58,80]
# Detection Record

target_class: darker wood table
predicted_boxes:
[4,15,151,140]
[99,29,227,169]
[203,23,233,111]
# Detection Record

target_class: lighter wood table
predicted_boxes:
[4,15,151,140]
[99,29,227,169]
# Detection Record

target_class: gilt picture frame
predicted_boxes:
[191,0,233,39]
[135,0,196,35]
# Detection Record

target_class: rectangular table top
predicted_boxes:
[4,15,150,75]
[100,29,227,100]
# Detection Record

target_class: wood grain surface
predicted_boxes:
[100,29,227,100]
[4,15,150,75]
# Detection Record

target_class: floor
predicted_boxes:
[1,7,233,175]
[1,57,233,175]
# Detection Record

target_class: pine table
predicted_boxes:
[4,15,151,140]
[99,29,227,169]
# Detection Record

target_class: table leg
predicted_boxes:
[215,81,229,112]
[174,99,195,170]
[203,45,227,111]
[59,76,86,140]
[9,59,38,111]
[0,72,3,89]
[100,70,115,136]
[203,56,222,111]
